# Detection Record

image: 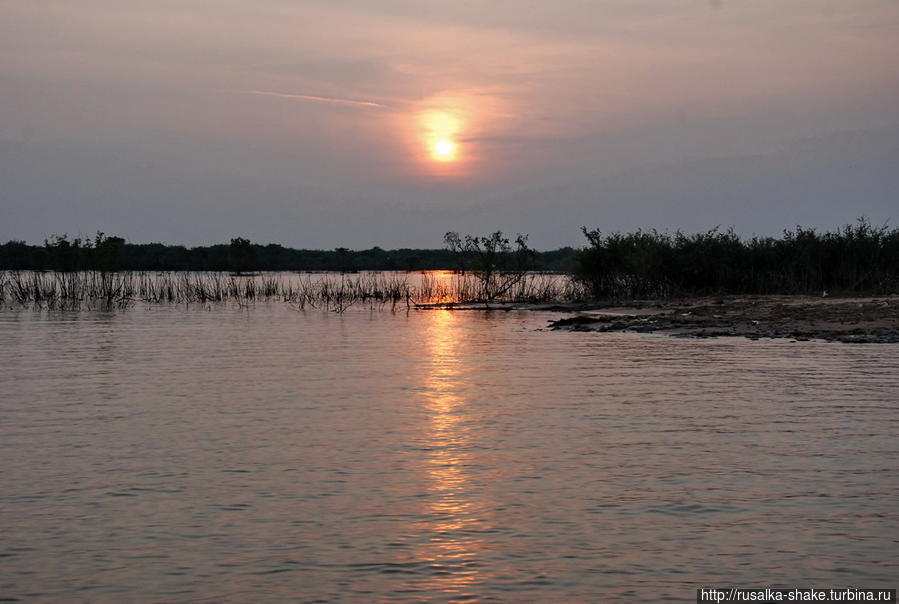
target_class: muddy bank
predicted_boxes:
[547,296,899,343]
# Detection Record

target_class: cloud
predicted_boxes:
[233,89,386,109]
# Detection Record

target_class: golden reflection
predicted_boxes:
[415,309,490,593]
[419,269,460,305]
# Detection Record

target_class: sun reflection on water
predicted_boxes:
[415,309,491,594]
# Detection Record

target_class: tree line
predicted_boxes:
[2,219,896,297]
[0,233,577,273]
[574,219,899,297]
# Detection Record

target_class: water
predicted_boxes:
[1,297,897,602]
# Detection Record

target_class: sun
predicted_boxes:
[432,138,457,161]
[418,109,462,165]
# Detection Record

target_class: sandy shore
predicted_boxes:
[546,296,899,343]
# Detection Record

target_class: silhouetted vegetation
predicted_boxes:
[5,232,127,272]
[0,235,577,273]
[3,219,896,307]
[228,237,257,274]
[575,219,899,298]
[0,270,584,311]
[444,231,537,301]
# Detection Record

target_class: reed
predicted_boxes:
[0,270,582,311]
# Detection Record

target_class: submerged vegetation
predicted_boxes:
[0,230,584,311]
[443,231,537,302]
[0,270,585,312]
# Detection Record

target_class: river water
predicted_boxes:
[1,298,897,602]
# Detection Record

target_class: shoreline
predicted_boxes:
[544,295,899,344]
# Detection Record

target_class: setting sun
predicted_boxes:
[432,138,457,161]
[410,92,504,176]
[418,108,463,167]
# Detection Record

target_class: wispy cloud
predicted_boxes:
[234,89,385,109]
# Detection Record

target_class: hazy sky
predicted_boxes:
[2,0,898,248]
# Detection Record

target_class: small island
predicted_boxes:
[547,295,899,343]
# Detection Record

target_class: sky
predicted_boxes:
[1,0,898,249]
